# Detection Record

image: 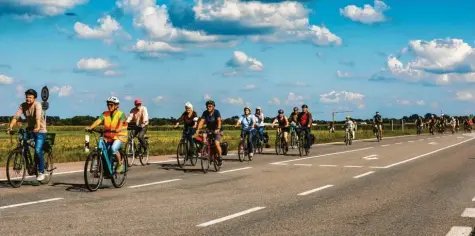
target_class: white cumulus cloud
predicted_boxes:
[415,100,425,106]
[153,96,164,104]
[226,51,264,72]
[74,15,128,43]
[396,99,410,105]
[320,90,365,109]
[340,0,389,24]
[2,0,87,18]
[104,70,124,76]
[284,92,304,106]
[456,91,474,101]
[51,85,73,97]
[76,58,113,71]
[223,97,244,105]
[268,97,280,105]
[244,84,256,90]
[0,74,14,84]
[336,70,350,78]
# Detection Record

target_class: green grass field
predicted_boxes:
[0,125,416,164]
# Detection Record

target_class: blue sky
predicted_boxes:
[1,0,475,120]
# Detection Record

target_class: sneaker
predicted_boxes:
[249,153,254,158]
[37,173,45,181]
[116,163,124,173]
[217,157,223,166]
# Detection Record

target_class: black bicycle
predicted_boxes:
[238,130,253,162]
[252,129,264,155]
[125,126,149,167]
[5,129,56,188]
[176,127,199,168]
[275,128,288,155]
[296,127,309,156]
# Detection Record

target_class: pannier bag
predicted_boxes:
[220,142,228,156]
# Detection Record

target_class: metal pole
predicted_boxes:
[402,119,404,132]
[391,120,393,131]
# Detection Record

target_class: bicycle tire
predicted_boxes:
[125,141,135,167]
[84,151,103,192]
[275,134,282,155]
[139,141,149,166]
[200,144,210,173]
[282,138,288,155]
[258,140,264,154]
[6,149,26,188]
[298,133,304,157]
[40,151,54,185]
[111,150,127,188]
[176,141,187,168]
[213,153,221,172]
[189,142,198,166]
[238,140,245,162]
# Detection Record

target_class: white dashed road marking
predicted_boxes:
[461,208,475,218]
[344,165,363,168]
[319,165,337,167]
[381,144,390,147]
[219,167,253,173]
[353,171,375,179]
[128,179,181,189]
[270,147,373,165]
[395,142,402,145]
[197,207,266,227]
[362,154,378,160]
[298,185,334,196]
[446,226,473,236]
[294,164,312,167]
[428,142,437,145]
[0,198,63,210]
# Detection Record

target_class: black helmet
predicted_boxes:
[205,100,215,106]
[293,107,298,111]
[25,89,37,98]
[301,104,308,108]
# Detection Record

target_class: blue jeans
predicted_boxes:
[256,126,264,140]
[106,140,123,155]
[241,129,255,153]
[183,127,196,150]
[23,132,46,173]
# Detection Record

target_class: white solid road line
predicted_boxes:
[344,165,363,168]
[219,167,253,173]
[0,198,63,210]
[381,144,390,147]
[353,171,375,179]
[428,142,438,145]
[319,164,337,167]
[382,137,475,169]
[294,164,312,166]
[461,208,475,218]
[127,179,181,189]
[408,141,415,143]
[270,147,373,165]
[446,226,473,236]
[298,185,334,196]
[197,207,266,227]
[395,142,402,145]
[362,154,378,160]
[472,196,475,202]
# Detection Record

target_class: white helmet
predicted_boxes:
[185,102,193,109]
[107,96,120,104]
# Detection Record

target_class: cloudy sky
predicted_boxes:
[1,0,474,120]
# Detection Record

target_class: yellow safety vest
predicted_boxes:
[103,110,128,143]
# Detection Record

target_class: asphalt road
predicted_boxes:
[1,133,475,236]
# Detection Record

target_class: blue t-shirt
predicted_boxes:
[201,109,221,130]
[239,114,255,131]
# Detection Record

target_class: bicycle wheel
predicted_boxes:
[238,140,245,162]
[40,151,54,185]
[6,149,26,188]
[111,150,127,188]
[83,151,103,192]
[200,144,210,173]
[139,140,149,166]
[291,133,297,149]
[213,153,221,172]
[176,141,187,168]
[298,134,304,157]
[349,134,353,145]
[258,139,264,154]
[190,142,198,166]
[282,138,288,155]
[125,141,135,167]
[275,135,282,155]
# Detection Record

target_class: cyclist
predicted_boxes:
[174,102,198,153]
[235,106,256,157]
[86,96,128,173]
[450,116,456,133]
[288,107,299,138]
[6,89,47,181]
[254,107,265,141]
[374,111,383,140]
[271,109,289,151]
[126,99,149,153]
[196,100,223,166]
[428,115,436,133]
[353,119,358,139]
[344,116,355,140]
[416,116,424,134]
[297,104,313,149]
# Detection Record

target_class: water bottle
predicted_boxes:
[85,135,90,153]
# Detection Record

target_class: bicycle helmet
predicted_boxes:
[278,109,284,114]
[244,106,251,111]
[256,107,261,110]
[206,100,215,106]
[106,96,120,104]
[346,116,350,119]
[25,89,37,98]
[185,101,193,109]
[302,104,308,108]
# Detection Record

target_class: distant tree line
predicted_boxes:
[0,113,472,126]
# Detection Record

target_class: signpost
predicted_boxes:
[41,86,49,123]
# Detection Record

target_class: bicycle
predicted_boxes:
[125,126,149,167]
[83,129,128,192]
[344,127,353,146]
[238,130,254,162]
[5,129,56,188]
[198,130,221,173]
[176,127,199,168]
[416,125,423,135]
[252,128,264,155]
[296,126,309,157]
[373,124,381,142]
[274,128,288,155]
[289,123,298,149]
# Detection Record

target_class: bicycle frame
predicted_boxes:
[92,133,124,176]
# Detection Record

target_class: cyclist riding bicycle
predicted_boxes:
[254,107,265,141]
[271,109,290,150]
[235,106,256,158]
[196,100,223,166]
[297,104,313,149]
[86,96,128,173]
[374,111,383,140]
[288,107,299,137]
[174,102,198,153]
[344,116,355,139]
[7,89,48,181]
[126,99,149,153]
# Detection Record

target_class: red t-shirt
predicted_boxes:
[300,113,309,126]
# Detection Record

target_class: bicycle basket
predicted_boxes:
[45,133,56,146]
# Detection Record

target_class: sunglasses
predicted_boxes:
[107,103,115,107]
[207,105,213,108]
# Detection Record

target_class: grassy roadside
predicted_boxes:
[0,126,416,164]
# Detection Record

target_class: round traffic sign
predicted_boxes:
[41,86,49,102]
[42,101,49,111]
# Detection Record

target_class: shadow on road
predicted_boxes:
[51,182,104,192]
[0,181,11,188]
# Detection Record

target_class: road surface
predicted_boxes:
[1,133,475,236]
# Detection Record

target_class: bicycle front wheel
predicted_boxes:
[213,153,221,172]
[275,137,281,155]
[125,141,135,167]
[200,144,210,173]
[139,140,149,166]
[298,135,304,157]
[238,140,245,162]
[6,149,26,188]
[176,142,187,168]
[84,151,103,192]
[111,150,127,188]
